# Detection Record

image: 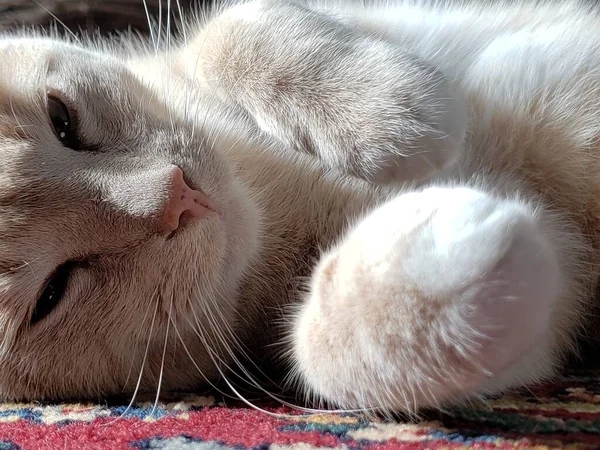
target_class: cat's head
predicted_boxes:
[0,35,261,400]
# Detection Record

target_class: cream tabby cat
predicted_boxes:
[0,0,598,414]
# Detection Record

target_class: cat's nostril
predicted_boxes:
[160,167,216,233]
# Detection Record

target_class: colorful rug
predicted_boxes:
[0,371,599,449]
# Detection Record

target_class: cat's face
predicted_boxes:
[0,37,260,400]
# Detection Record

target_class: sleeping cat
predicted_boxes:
[0,0,598,413]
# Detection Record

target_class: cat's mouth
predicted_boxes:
[165,225,191,241]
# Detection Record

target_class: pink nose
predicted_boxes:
[160,167,216,233]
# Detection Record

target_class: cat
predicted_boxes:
[0,0,598,414]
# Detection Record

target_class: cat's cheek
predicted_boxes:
[292,187,562,412]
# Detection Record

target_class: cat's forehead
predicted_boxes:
[0,37,146,112]
[0,37,117,76]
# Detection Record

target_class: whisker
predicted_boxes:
[33,0,80,43]
[150,291,174,415]
[155,0,163,54]
[170,315,240,400]
[122,294,156,392]
[186,280,372,417]
[142,0,157,48]
[175,0,190,122]
[3,257,42,277]
[9,95,33,141]
[104,288,160,425]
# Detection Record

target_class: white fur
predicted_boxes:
[0,0,597,416]
[293,187,561,409]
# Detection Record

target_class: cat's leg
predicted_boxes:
[178,0,466,184]
[291,185,586,411]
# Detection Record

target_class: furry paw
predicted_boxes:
[188,0,465,184]
[292,187,560,411]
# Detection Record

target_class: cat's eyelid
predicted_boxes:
[45,89,82,151]
[29,260,75,327]
[45,88,79,128]
[28,255,95,328]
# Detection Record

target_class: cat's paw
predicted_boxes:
[185,0,465,185]
[292,187,561,411]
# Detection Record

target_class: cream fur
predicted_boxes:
[0,0,596,415]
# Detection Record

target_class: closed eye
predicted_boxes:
[31,261,74,326]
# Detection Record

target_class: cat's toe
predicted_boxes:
[292,187,560,412]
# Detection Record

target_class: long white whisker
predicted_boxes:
[32,0,80,43]
[169,314,241,400]
[156,0,164,54]
[151,292,174,416]
[175,0,190,122]
[122,295,156,391]
[142,0,157,48]
[188,281,371,416]
[103,288,160,426]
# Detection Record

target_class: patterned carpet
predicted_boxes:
[0,371,599,449]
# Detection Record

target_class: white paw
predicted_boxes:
[292,187,560,411]
[192,0,466,186]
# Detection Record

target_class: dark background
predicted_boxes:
[0,0,198,35]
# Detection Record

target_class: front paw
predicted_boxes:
[188,1,465,185]
[292,187,560,411]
